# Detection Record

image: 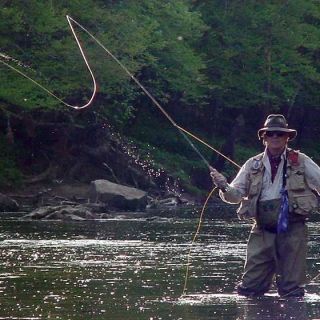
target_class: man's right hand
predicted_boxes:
[209,166,228,190]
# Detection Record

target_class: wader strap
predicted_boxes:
[283,158,287,188]
[277,158,289,233]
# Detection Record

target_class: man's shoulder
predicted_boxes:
[243,152,264,170]
[287,149,309,166]
[247,152,264,163]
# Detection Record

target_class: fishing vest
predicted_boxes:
[237,149,318,220]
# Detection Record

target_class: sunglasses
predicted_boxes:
[264,131,287,138]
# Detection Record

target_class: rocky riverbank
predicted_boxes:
[0,179,192,220]
[0,178,236,221]
[0,108,230,220]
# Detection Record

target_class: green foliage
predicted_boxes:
[134,139,206,195]
[0,0,208,119]
[234,145,259,167]
[1,0,320,195]
[0,137,22,189]
[197,0,320,111]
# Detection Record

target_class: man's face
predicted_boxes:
[263,131,289,152]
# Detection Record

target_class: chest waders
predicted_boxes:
[238,151,308,297]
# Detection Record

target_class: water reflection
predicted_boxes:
[237,297,308,320]
[0,217,319,319]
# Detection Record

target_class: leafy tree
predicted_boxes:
[196,0,320,115]
[0,1,208,124]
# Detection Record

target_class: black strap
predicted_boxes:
[282,157,287,188]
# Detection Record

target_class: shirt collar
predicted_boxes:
[262,148,287,172]
[264,147,287,161]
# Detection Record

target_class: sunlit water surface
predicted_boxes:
[0,212,320,319]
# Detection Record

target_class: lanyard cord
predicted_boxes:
[282,157,287,188]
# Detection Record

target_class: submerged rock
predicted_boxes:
[22,203,108,220]
[0,193,19,212]
[90,179,147,211]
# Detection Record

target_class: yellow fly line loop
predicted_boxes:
[0,16,244,296]
[0,19,97,110]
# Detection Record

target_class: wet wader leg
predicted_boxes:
[276,222,307,297]
[238,227,276,296]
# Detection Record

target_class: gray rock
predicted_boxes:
[22,204,103,220]
[90,179,147,211]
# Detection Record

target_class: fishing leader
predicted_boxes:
[210,114,320,297]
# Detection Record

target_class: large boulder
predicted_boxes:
[90,179,147,211]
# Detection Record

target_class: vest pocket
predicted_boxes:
[288,171,305,191]
[290,194,318,215]
[249,179,261,195]
[237,198,256,219]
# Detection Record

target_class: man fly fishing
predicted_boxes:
[210,114,320,297]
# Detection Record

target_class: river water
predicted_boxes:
[0,211,320,320]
